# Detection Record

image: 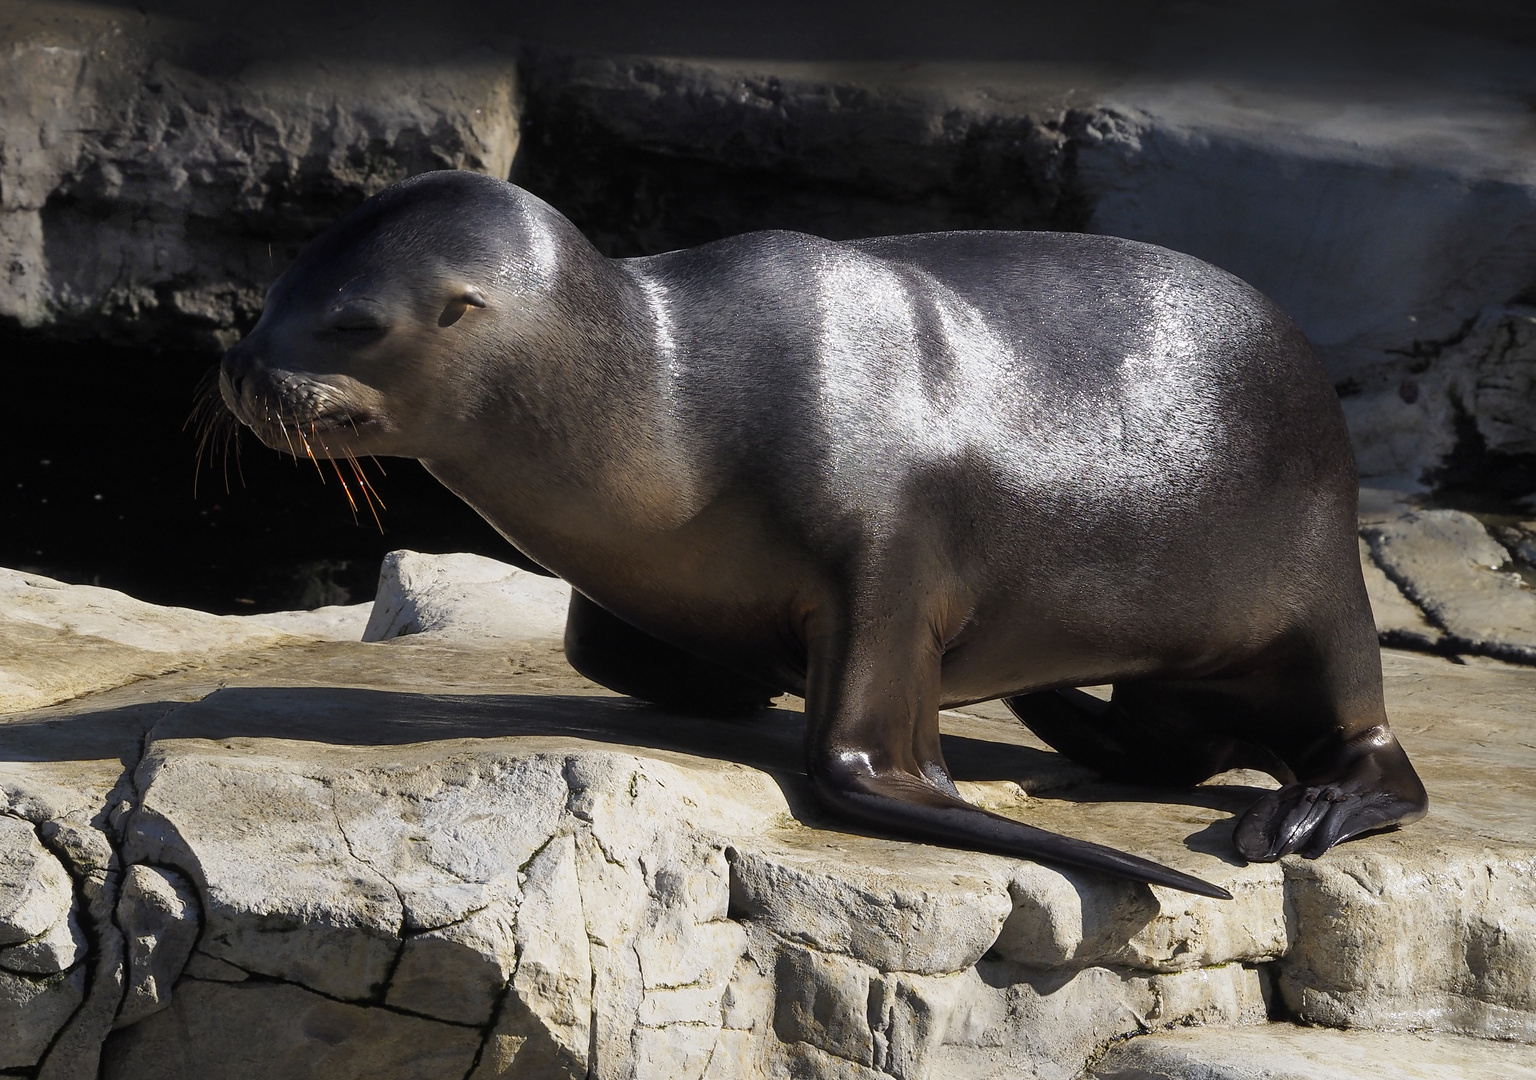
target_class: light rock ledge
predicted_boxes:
[1,548,1534,1079]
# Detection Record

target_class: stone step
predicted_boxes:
[3,552,1534,1078]
[1093,1025,1536,1080]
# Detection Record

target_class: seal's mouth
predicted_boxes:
[261,408,377,445]
[190,363,390,528]
[218,363,377,453]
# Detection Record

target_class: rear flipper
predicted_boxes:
[1234,725,1427,861]
[1003,686,1259,787]
[564,591,783,715]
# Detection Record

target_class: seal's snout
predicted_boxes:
[218,339,263,424]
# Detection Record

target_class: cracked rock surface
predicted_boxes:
[1,547,1534,1078]
[1363,507,1536,663]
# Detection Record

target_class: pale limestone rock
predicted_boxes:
[385,899,516,1026]
[495,834,591,1078]
[934,966,1009,1052]
[0,908,87,976]
[1279,843,1536,1042]
[565,757,759,1080]
[719,954,776,1034]
[124,748,403,1001]
[2,554,1534,1078]
[98,979,483,1080]
[0,815,74,947]
[993,860,1285,972]
[1357,536,1443,649]
[181,951,248,983]
[113,865,201,1028]
[701,1028,765,1080]
[39,871,124,1080]
[871,971,973,1080]
[768,948,980,1080]
[773,944,876,1066]
[946,960,1267,1080]
[1147,966,1269,1028]
[244,603,375,641]
[0,736,139,1080]
[1364,510,1536,661]
[781,1041,889,1080]
[0,967,88,1070]
[727,831,1014,975]
[1093,1024,1536,1080]
[0,567,370,713]
[362,550,570,645]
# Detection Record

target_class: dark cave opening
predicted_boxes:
[0,329,514,614]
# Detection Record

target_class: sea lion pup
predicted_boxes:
[218,170,1429,899]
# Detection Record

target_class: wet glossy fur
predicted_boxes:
[220,172,1428,897]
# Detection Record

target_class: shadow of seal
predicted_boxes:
[215,169,1428,898]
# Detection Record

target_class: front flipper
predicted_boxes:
[812,763,1233,898]
[802,598,1231,900]
[1234,726,1428,861]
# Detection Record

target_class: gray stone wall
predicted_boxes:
[4,2,1534,490]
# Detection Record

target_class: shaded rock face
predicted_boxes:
[1,3,519,351]
[1344,308,1536,488]
[6,2,1536,497]
[2,546,1536,1078]
[511,47,1536,495]
[514,50,1103,255]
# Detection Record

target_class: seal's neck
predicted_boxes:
[423,207,706,560]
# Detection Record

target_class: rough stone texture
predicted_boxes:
[0,565,378,713]
[363,549,570,645]
[1093,1025,1536,1080]
[0,813,74,948]
[514,40,1536,490]
[5,4,1535,491]
[1357,536,1445,652]
[0,966,87,1070]
[113,865,201,1029]
[1363,509,1536,663]
[0,550,1534,1077]
[1281,845,1536,1042]
[101,978,484,1080]
[1493,522,1536,568]
[0,0,520,351]
[1344,307,1536,484]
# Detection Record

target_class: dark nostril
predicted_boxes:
[219,342,262,411]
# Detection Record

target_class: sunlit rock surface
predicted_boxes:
[1092,1026,1536,1080]
[0,546,1533,1078]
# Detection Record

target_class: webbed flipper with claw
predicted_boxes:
[1234,726,1427,861]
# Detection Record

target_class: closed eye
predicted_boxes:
[318,299,390,343]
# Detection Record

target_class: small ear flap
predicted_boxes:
[438,286,489,328]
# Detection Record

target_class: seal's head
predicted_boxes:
[217,170,567,463]
[210,168,698,531]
